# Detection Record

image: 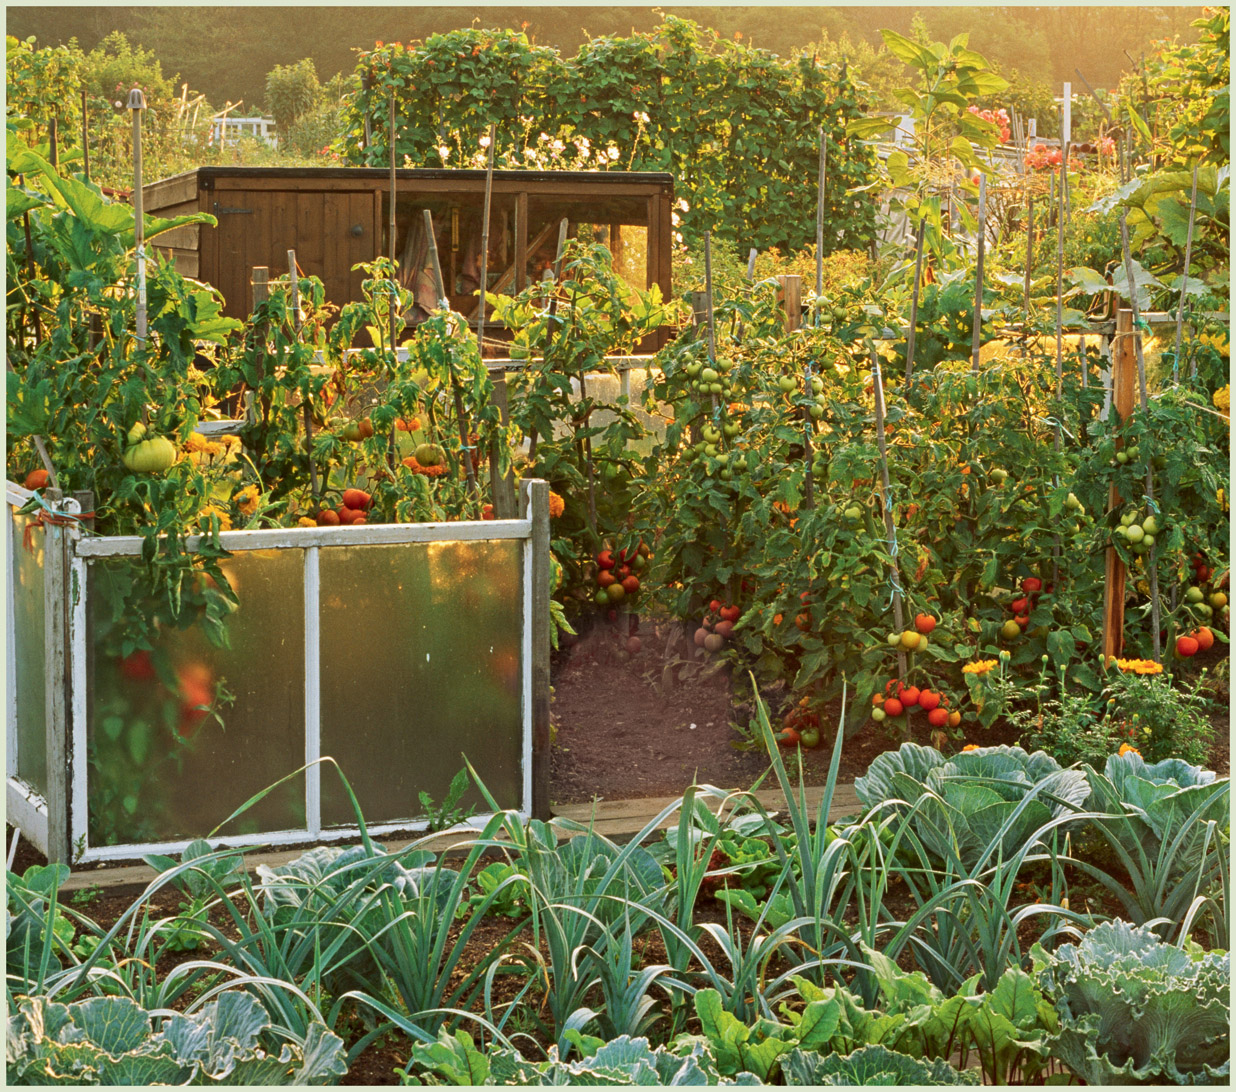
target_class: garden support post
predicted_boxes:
[904,219,925,389]
[521,479,551,820]
[1102,308,1137,660]
[778,276,801,333]
[971,174,986,374]
[42,489,72,864]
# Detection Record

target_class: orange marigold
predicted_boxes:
[402,456,448,477]
[548,491,565,518]
[1118,742,1141,757]
[234,485,260,516]
[961,744,980,752]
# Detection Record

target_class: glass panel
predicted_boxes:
[319,539,523,827]
[87,550,306,846]
[12,512,47,793]
[572,368,668,454]
[525,196,651,290]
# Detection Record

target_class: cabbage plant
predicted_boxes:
[854,743,1090,870]
[1076,751,1230,930]
[6,991,346,1085]
[1032,919,1230,1085]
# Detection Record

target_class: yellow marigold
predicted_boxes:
[1117,743,1141,757]
[548,490,565,518]
[962,659,998,675]
[296,516,317,527]
[961,744,981,752]
[185,432,210,453]
[1113,657,1163,675]
[1200,333,1230,359]
[1213,384,1230,414]
[234,485,261,516]
[199,504,232,531]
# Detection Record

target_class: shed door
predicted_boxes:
[211,189,375,319]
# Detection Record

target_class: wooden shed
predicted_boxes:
[142,166,674,349]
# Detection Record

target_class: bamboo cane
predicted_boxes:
[1175,165,1199,382]
[287,250,319,499]
[904,219,925,388]
[872,350,907,682]
[526,218,569,462]
[971,174,986,374]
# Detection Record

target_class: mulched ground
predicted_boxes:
[549,610,1229,807]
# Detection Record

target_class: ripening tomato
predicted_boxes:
[1022,577,1043,594]
[918,689,941,711]
[1176,634,1199,657]
[914,613,937,635]
[1194,627,1215,651]
[926,707,949,728]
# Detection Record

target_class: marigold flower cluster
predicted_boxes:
[548,491,565,518]
[962,659,998,676]
[1109,657,1164,675]
[198,504,233,531]
[402,456,448,477]
[1117,742,1141,757]
[233,485,260,516]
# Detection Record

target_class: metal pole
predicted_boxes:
[128,88,148,347]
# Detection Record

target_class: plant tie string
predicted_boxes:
[20,492,95,552]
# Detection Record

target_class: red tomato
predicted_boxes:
[927,707,949,728]
[918,689,941,711]
[884,698,905,717]
[1176,635,1199,657]
[914,613,937,635]
[1022,577,1043,594]
[898,685,921,708]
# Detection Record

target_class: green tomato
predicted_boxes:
[778,376,797,393]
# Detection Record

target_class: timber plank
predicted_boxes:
[57,782,865,894]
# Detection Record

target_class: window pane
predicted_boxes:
[318,539,524,828]
[12,513,47,794]
[87,550,306,846]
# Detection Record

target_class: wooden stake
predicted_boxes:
[971,174,986,374]
[526,218,569,463]
[815,129,826,325]
[1118,211,1161,661]
[81,88,90,182]
[288,250,319,500]
[904,219,925,388]
[871,352,907,680]
[423,209,479,499]
[388,89,398,353]
[129,89,148,348]
[1102,308,1137,661]
[1175,164,1199,382]
[704,230,718,416]
[1055,162,1066,399]
[1023,195,1034,327]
